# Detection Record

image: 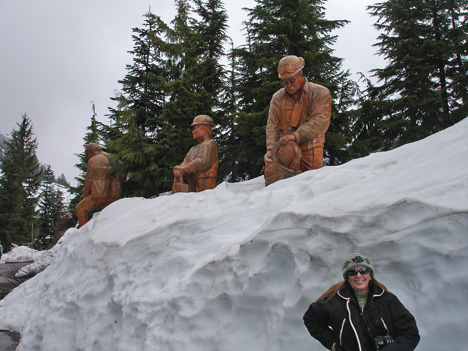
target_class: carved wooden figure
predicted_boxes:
[172,115,218,193]
[264,55,332,186]
[76,143,122,226]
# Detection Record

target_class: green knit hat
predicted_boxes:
[342,252,374,279]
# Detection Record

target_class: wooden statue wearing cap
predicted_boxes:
[172,115,218,193]
[264,55,332,186]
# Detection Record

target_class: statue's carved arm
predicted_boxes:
[294,88,331,144]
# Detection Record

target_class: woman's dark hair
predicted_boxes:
[315,273,389,303]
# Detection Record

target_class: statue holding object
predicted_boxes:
[264,55,332,186]
[172,115,218,193]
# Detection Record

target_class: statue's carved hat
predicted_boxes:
[191,115,214,127]
[278,55,305,79]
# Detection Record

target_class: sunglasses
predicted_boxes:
[346,267,371,276]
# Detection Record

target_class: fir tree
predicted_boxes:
[106,11,171,197]
[228,0,356,180]
[159,0,229,183]
[159,0,206,177]
[56,173,69,187]
[218,40,243,181]
[352,0,468,155]
[69,102,103,212]
[0,115,42,251]
[190,0,229,138]
[37,165,64,248]
[108,96,164,197]
[190,0,229,114]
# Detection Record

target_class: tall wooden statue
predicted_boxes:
[264,55,332,186]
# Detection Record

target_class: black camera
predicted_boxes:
[374,335,394,349]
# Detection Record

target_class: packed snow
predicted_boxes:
[2,236,67,278]
[0,118,467,351]
[0,246,43,264]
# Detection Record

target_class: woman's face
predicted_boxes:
[347,266,372,294]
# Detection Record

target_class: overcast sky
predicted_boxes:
[0,0,384,186]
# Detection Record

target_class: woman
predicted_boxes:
[303,253,419,351]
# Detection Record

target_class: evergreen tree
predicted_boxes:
[108,95,165,197]
[445,0,468,120]
[0,133,7,163]
[228,0,356,180]
[0,115,42,251]
[159,0,229,183]
[190,0,229,144]
[218,40,243,181]
[352,0,468,155]
[190,0,229,116]
[37,165,64,248]
[111,11,169,134]
[106,11,171,197]
[56,173,69,187]
[69,103,103,212]
[102,2,229,194]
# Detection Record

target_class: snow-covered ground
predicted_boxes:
[0,118,467,351]
[0,246,42,264]
[0,238,66,278]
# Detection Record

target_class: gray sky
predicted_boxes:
[0,0,384,186]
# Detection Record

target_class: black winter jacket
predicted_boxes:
[303,282,419,351]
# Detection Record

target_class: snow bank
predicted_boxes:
[0,246,42,264]
[0,118,467,351]
[14,235,68,277]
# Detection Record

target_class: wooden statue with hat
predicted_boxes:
[172,115,218,193]
[264,55,332,186]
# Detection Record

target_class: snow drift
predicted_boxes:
[0,246,42,264]
[0,118,467,351]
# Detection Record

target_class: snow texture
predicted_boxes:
[0,246,42,264]
[0,118,467,351]
[12,236,67,278]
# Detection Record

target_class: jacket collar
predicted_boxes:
[337,281,385,300]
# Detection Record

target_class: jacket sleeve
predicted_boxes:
[303,301,335,350]
[180,142,217,175]
[82,158,95,196]
[293,85,331,144]
[266,93,282,151]
[382,294,420,351]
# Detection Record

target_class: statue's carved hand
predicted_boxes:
[264,150,272,162]
[279,134,296,145]
[173,167,183,183]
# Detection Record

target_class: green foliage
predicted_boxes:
[351,0,468,155]
[0,115,42,251]
[69,102,104,213]
[105,10,175,196]
[107,96,169,197]
[161,0,229,176]
[56,173,69,187]
[104,1,229,195]
[37,165,65,248]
